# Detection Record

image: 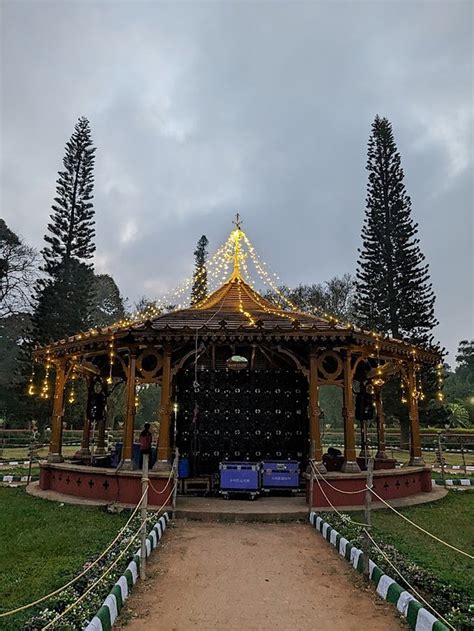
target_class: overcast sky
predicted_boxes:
[1,0,472,363]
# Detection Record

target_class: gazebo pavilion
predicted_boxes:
[34,220,439,508]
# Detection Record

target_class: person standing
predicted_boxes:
[139,423,153,468]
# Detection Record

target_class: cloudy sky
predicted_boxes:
[1,0,472,362]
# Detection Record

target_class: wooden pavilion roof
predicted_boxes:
[145,277,346,332]
[33,274,441,365]
[32,222,441,365]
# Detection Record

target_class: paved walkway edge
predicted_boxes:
[84,513,170,631]
[309,512,449,631]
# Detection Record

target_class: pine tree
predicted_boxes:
[355,116,446,441]
[33,117,97,344]
[355,116,437,345]
[191,235,209,305]
[42,116,96,276]
[90,274,125,327]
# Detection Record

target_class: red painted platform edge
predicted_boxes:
[306,467,432,507]
[39,463,173,506]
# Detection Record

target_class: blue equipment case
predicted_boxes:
[261,460,300,493]
[219,461,260,500]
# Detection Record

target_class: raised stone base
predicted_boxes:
[341,460,361,473]
[153,459,172,472]
[311,460,327,474]
[408,456,425,466]
[47,453,64,463]
[72,447,91,462]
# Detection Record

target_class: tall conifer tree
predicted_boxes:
[191,235,209,305]
[355,116,437,345]
[355,116,445,440]
[33,117,96,344]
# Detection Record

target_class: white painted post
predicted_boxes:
[363,457,374,578]
[172,448,179,518]
[140,453,149,580]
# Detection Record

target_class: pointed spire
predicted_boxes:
[230,214,245,280]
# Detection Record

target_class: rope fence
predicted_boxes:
[309,459,474,560]
[41,486,174,631]
[363,528,455,630]
[0,464,176,621]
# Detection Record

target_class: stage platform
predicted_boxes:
[36,461,436,510]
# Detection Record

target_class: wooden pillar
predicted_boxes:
[341,350,361,473]
[73,377,92,461]
[74,413,91,461]
[48,359,66,463]
[95,419,107,456]
[121,349,137,469]
[95,381,108,456]
[309,348,326,472]
[407,363,424,466]
[374,387,388,460]
[155,347,172,469]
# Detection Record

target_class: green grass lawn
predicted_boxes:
[387,448,473,467]
[0,445,78,461]
[354,490,474,595]
[0,465,40,477]
[0,487,127,630]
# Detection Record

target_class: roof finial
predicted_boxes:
[230,213,245,280]
[233,212,242,230]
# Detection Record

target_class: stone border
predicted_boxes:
[433,478,473,486]
[85,513,170,631]
[2,475,39,483]
[309,512,449,631]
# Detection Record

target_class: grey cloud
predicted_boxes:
[1,0,472,362]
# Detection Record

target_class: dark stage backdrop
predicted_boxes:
[176,368,309,475]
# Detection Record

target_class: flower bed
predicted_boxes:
[317,512,473,630]
[22,511,170,630]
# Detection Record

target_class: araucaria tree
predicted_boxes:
[355,116,437,345]
[33,116,96,344]
[191,235,209,305]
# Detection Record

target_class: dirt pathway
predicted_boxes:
[119,521,403,631]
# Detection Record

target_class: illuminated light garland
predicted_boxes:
[236,279,256,326]
[33,218,443,410]
[435,362,444,402]
[373,341,385,387]
[400,378,408,404]
[107,337,114,385]
[40,351,52,399]
[27,364,36,397]
[135,384,140,409]
[68,365,77,404]
[415,364,425,401]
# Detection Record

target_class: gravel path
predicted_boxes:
[119,521,403,631]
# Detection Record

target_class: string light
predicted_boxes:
[27,363,36,396]
[373,340,385,387]
[436,362,444,402]
[236,279,256,326]
[68,365,77,404]
[107,337,114,385]
[32,217,442,412]
[40,351,51,399]
[400,377,408,404]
